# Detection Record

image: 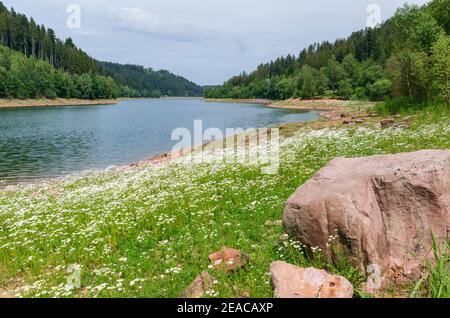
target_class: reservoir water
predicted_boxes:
[0,98,320,184]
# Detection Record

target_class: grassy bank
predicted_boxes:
[0,98,119,108]
[0,105,449,298]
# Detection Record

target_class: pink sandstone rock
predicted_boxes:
[283,150,450,285]
[270,261,353,298]
[208,247,249,273]
[182,272,216,298]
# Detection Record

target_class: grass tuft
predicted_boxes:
[427,237,449,298]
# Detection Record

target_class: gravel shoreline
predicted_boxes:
[0,98,119,108]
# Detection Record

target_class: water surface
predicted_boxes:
[0,98,319,184]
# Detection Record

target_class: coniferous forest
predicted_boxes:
[205,0,449,105]
[100,62,203,98]
[0,2,203,99]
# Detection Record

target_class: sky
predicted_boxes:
[2,0,430,85]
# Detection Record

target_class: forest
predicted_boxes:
[205,0,449,105]
[0,2,203,99]
[0,44,118,99]
[100,62,203,98]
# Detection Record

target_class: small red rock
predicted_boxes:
[208,247,249,272]
[182,272,216,298]
[380,118,395,127]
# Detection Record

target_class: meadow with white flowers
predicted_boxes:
[0,109,449,298]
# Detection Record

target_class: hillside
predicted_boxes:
[1,104,449,298]
[0,2,98,75]
[99,62,203,98]
[0,44,119,99]
[205,0,449,106]
[0,2,202,99]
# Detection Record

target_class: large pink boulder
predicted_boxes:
[283,150,450,285]
[270,261,353,298]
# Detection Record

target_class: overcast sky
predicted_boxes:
[2,0,429,85]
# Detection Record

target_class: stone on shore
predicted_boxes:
[380,118,396,127]
[208,247,249,273]
[270,261,354,298]
[182,272,216,298]
[283,150,450,285]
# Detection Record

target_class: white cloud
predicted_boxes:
[108,7,211,42]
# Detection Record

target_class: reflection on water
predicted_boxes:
[0,98,319,184]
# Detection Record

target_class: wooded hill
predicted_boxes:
[205,0,449,105]
[0,2,203,99]
[100,62,203,98]
[0,3,98,75]
[0,44,119,99]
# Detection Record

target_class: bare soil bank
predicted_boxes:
[204,98,374,112]
[0,98,119,108]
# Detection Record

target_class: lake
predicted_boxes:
[0,98,320,184]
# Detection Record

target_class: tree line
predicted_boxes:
[205,0,449,105]
[0,2,98,75]
[0,45,119,99]
[0,2,203,99]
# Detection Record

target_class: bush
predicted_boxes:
[367,79,392,101]
[337,79,354,99]
[374,96,417,115]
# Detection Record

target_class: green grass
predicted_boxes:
[410,238,449,299]
[374,97,449,118]
[0,108,449,298]
[427,238,449,298]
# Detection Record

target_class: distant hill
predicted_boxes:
[99,62,203,98]
[0,1,202,98]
